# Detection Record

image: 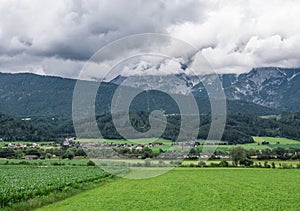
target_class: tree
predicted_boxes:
[230,146,247,166]
[67,151,75,160]
[63,150,75,160]
[271,162,276,169]
[294,153,300,164]
[46,153,52,159]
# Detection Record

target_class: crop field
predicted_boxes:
[0,165,110,208]
[39,168,300,210]
[0,158,90,166]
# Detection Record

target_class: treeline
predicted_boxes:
[2,111,300,144]
[95,112,300,144]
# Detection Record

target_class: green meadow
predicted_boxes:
[39,168,300,210]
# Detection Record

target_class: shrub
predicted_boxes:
[144,158,151,167]
[158,160,165,167]
[264,161,271,168]
[281,163,293,169]
[271,162,276,169]
[209,163,219,167]
[198,161,206,167]
[87,160,96,166]
[240,159,253,167]
[219,160,229,167]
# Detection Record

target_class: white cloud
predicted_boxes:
[168,0,300,73]
[0,0,300,78]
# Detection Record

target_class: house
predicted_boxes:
[136,145,144,150]
[63,137,76,146]
[24,155,38,160]
[31,143,39,147]
[65,137,75,142]
[16,144,27,148]
[8,143,15,147]
[150,142,165,147]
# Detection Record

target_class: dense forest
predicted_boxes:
[0,113,55,142]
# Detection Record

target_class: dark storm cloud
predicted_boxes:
[0,0,204,61]
[0,0,300,77]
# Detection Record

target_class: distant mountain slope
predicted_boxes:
[0,72,278,117]
[0,73,75,117]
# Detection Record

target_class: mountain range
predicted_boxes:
[0,66,299,118]
[111,67,300,112]
[1,67,300,143]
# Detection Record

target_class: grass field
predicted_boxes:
[253,136,300,144]
[249,136,300,149]
[39,168,300,210]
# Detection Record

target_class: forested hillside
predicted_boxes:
[0,113,55,141]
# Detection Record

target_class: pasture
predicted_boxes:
[39,168,300,210]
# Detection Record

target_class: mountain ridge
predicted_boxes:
[0,71,278,117]
[110,67,300,112]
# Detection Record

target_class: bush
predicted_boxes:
[264,161,271,168]
[209,163,219,167]
[198,161,207,167]
[189,163,195,167]
[87,160,96,166]
[281,163,294,169]
[144,158,151,167]
[219,160,229,167]
[240,159,254,167]
[271,162,276,169]
[51,162,65,166]
[158,160,165,167]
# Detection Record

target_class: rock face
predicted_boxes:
[111,67,300,111]
[222,67,300,111]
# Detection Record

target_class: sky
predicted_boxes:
[0,0,300,79]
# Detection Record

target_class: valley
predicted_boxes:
[1,69,300,210]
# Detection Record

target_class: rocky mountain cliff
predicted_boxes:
[111,67,300,111]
